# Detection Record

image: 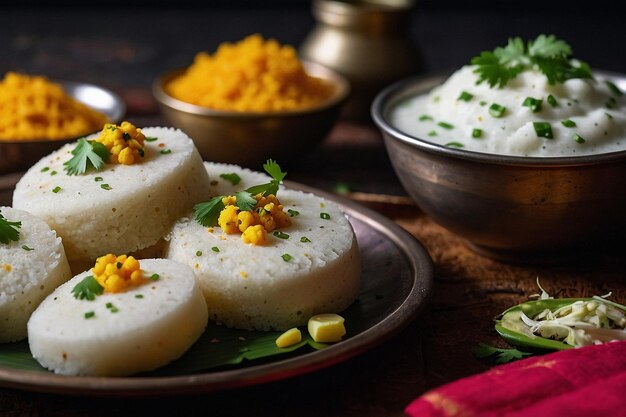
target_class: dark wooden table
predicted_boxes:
[1,4,625,416]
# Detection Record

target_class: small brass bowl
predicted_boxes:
[0,81,125,174]
[152,62,350,167]
[372,71,626,262]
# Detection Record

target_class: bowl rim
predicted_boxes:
[0,79,125,145]
[152,61,351,118]
[371,69,626,167]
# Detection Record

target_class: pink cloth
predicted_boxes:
[405,341,626,417]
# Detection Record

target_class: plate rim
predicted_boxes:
[0,180,433,396]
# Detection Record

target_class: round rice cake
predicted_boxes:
[12,127,211,262]
[165,163,361,331]
[27,258,208,376]
[0,206,71,343]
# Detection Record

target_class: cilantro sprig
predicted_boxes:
[64,139,111,176]
[473,343,533,364]
[71,275,104,301]
[471,34,593,88]
[194,160,287,227]
[0,212,21,244]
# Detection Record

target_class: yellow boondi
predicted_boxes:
[96,121,146,165]
[165,34,335,112]
[217,193,292,245]
[0,72,108,140]
[92,254,145,293]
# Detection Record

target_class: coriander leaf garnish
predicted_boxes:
[473,343,532,364]
[64,139,110,176]
[194,196,226,227]
[194,159,288,227]
[245,159,286,197]
[471,35,593,88]
[71,276,104,301]
[220,173,242,185]
[0,212,21,244]
[235,191,257,212]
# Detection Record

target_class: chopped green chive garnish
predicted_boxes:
[606,97,617,109]
[106,302,114,309]
[488,103,506,118]
[418,114,433,122]
[320,212,331,220]
[281,253,292,262]
[437,121,454,130]
[21,245,34,251]
[40,167,50,172]
[52,186,61,193]
[160,149,172,155]
[84,311,95,319]
[196,250,202,257]
[605,80,623,97]
[479,101,487,106]
[211,246,220,253]
[445,142,465,148]
[94,176,103,182]
[145,136,159,142]
[219,173,241,185]
[428,131,438,137]
[273,231,290,239]
[149,274,160,281]
[135,294,144,299]
[547,94,558,107]
[457,91,474,102]
[573,133,586,144]
[50,171,57,176]
[522,97,543,113]
[110,307,119,313]
[561,119,577,128]
[100,184,112,190]
[472,128,483,138]
[300,236,311,243]
[533,122,554,139]
[287,209,300,217]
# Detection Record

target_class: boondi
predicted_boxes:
[0,72,108,140]
[166,34,335,112]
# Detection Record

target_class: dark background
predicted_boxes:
[0,1,623,92]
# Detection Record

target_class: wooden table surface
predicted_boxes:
[2,116,626,416]
[1,5,625,415]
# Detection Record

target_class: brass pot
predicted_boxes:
[300,0,423,121]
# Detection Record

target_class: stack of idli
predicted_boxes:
[0,206,71,343]
[13,127,211,265]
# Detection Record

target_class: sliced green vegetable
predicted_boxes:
[533,122,554,139]
[489,103,506,118]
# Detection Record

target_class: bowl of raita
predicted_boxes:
[372,35,626,261]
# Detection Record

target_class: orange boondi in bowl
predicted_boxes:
[165,34,335,112]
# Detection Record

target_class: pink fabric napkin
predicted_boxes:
[406,341,626,417]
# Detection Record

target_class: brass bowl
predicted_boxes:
[0,81,125,174]
[152,62,350,167]
[372,71,626,262]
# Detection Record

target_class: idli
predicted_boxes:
[0,206,71,343]
[165,162,361,331]
[27,258,208,376]
[13,125,211,262]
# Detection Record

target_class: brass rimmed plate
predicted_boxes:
[0,181,433,396]
[0,80,125,174]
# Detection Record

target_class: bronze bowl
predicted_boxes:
[372,71,626,262]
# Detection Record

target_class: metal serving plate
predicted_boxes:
[0,180,433,396]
